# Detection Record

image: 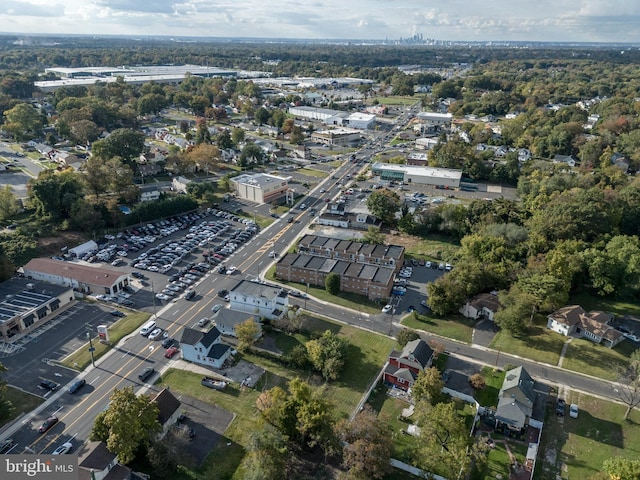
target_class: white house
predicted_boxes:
[179,326,232,368]
[216,310,262,339]
[459,293,500,321]
[547,305,624,348]
[229,280,288,320]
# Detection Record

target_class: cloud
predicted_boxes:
[0,0,66,17]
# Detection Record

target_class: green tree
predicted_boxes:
[411,367,444,405]
[239,143,264,167]
[0,185,19,221]
[325,272,340,295]
[414,401,473,479]
[366,188,401,225]
[397,329,420,348]
[306,330,349,381]
[602,456,640,480]
[0,363,14,424]
[0,253,14,283]
[90,386,161,463]
[243,423,289,480]
[235,318,260,352]
[91,128,145,162]
[493,288,532,337]
[217,129,234,149]
[2,102,43,140]
[28,170,84,219]
[254,107,270,125]
[426,274,467,316]
[218,174,232,192]
[361,226,385,244]
[335,405,393,480]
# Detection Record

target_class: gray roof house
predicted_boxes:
[495,366,536,431]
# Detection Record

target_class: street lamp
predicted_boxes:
[86,330,96,368]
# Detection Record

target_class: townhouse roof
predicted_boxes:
[23,258,128,288]
[180,326,221,348]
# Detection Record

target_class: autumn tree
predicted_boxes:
[411,367,445,405]
[243,423,289,480]
[235,318,260,352]
[91,386,161,463]
[366,188,401,225]
[602,457,640,480]
[469,373,486,390]
[306,330,349,381]
[335,406,393,480]
[397,329,420,348]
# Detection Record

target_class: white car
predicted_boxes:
[569,404,579,418]
[148,328,163,340]
[381,304,393,314]
[425,261,432,268]
[268,251,278,258]
[211,304,223,313]
[52,442,73,455]
[197,317,210,328]
[155,293,170,301]
[226,266,237,274]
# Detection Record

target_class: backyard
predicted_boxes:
[537,392,640,479]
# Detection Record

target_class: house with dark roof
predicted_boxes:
[459,292,500,321]
[151,388,182,438]
[383,339,434,391]
[495,366,536,432]
[77,441,148,480]
[547,305,623,348]
[180,326,232,368]
[215,309,262,339]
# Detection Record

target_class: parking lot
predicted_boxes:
[60,208,260,312]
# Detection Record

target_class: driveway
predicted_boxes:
[472,318,499,347]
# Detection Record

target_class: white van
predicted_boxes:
[140,320,157,336]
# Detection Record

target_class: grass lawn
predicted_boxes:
[264,267,381,314]
[60,310,150,370]
[159,314,393,479]
[0,387,44,428]
[389,232,460,262]
[296,167,328,178]
[370,96,417,106]
[401,312,474,344]
[489,324,565,366]
[473,367,505,408]
[537,392,640,480]
[570,292,640,318]
[561,338,634,380]
[473,437,528,480]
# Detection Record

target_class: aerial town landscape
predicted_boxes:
[1,4,640,480]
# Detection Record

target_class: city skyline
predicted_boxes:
[1,1,639,44]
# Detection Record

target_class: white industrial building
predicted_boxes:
[345,112,376,129]
[229,280,289,320]
[288,106,375,129]
[311,128,362,146]
[231,173,289,204]
[415,112,453,126]
[371,162,462,188]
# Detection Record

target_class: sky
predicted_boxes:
[1,0,639,44]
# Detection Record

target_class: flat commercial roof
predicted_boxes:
[0,278,70,324]
[372,162,462,180]
[232,173,288,188]
[231,280,284,299]
[23,258,128,287]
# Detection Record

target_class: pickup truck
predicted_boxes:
[201,376,227,390]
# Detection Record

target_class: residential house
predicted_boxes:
[459,293,500,321]
[316,212,382,231]
[495,366,536,432]
[151,388,182,438]
[553,154,578,167]
[215,310,262,339]
[383,339,434,391]
[547,305,623,348]
[180,326,232,368]
[228,280,288,320]
[77,441,147,480]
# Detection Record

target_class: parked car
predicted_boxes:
[110,310,126,317]
[569,404,579,418]
[138,367,155,382]
[161,337,176,349]
[0,438,14,453]
[68,379,86,394]
[39,379,59,391]
[38,416,59,433]
[217,289,229,298]
[381,304,393,314]
[556,398,566,416]
[211,304,222,313]
[197,317,210,327]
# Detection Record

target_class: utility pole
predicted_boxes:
[86,327,96,367]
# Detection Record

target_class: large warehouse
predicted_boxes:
[371,162,462,188]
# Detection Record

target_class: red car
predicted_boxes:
[38,416,58,433]
[164,347,179,359]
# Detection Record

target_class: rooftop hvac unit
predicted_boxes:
[26,283,35,289]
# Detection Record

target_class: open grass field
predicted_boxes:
[159,314,394,479]
[489,324,566,366]
[402,312,474,343]
[537,392,640,480]
[370,96,418,106]
[570,292,640,318]
[60,310,150,370]
[388,232,460,262]
[0,387,44,429]
[561,338,635,380]
[296,167,328,178]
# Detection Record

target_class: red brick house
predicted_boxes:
[383,339,434,391]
